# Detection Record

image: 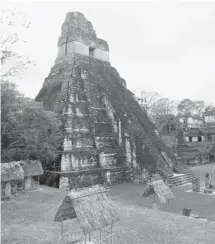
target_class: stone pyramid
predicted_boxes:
[36,12,177,189]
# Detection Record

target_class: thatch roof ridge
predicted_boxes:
[1,162,24,182]
[19,160,43,176]
[54,185,120,234]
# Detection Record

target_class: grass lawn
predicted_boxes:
[191,163,215,182]
[110,163,215,221]
[1,163,215,244]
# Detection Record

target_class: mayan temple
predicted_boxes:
[36,12,179,189]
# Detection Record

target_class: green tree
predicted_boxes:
[156,114,180,136]
[136,90,178,123]
[0,10,62,165]
[205,105,215,113]
[1,9,33,81]
[177,98,206,118]
[1,80,63,164]
[137,90,161,115]
[151,98,178,120]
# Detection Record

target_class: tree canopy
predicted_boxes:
[155,114,180,137]
[1,9,33,81]
[177,99,206,118]
[1,80,63,163]
[1,10,62,164]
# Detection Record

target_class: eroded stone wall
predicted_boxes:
[58,167,130,190]
[61,153,98,171]
[99,152,118,167]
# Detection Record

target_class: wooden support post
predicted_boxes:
[60,221,64,240]
[25,176,32,190]
[11,181,17,195]
[5,181,11,198]
[38,176,40,189]
[111,225,113,244]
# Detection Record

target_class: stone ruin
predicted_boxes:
[36,12,178,189]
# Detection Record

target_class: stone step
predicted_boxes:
[174,181,192,186]
[169,175,193,182]
[182,171,196,176]
[169,176,194,182]
[169,179,194,187]
[169,178,193,184]
[169,172,195,178]
[170,171,194,178]
[181,171,196,177]
[172,178,192,184]
[167,168,196,186]
[168,175,192,181]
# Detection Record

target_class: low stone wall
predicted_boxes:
[61,152,98,171]
[108,169,131,184]
[42,167,130,190]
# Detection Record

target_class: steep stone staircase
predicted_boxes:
[81,67,123,168]
[166,166,196,187]
[154,151,197,187]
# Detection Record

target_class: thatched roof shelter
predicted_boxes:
[1,162,24,182]
[54,185,120,234]
[142,180,175,204]
[19,160,43,177]
[141,184,155,197]
[151,180,175,203]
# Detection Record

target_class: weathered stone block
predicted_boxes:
[205,173,212,188]
[99,152,118,167]
[192,178,200,192]
[59,176,70,190]
[63,138,73,150]
[61,154,72,171]
[73,137,94,148]
[75,103,89,115]
[105,171,111,184]
[95,136,117,149]
[72,154,98,169]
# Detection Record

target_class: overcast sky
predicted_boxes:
[2,1,215,105]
